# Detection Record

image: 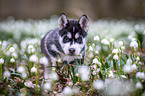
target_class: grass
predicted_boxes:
[0,17,145,96]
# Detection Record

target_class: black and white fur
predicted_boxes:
[41,13,89,80]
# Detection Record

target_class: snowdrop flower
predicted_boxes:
[136,57,140,61]
[4,70,11,78]
[11,52,18,58]
[29,54,38,62]
[10,58,15,63]
[93,80,104,90]
[135,82,143,89]
[126,59,132,65]
[72,86,79,94]
[130,41,138,49]
[121,46,125,50]
[89,46,93,51]
[43,82,52,91]
[119,41,123,46]
[57,58,63,63]
[21,72,27,79]
[113,54,119,60]
[39,56,48,66]
[27,45,35,54]
[108,71,114,78]
[9,47,15,53]
[110,38,114,43]
[94,35,100,41]
[50,72,58,81]
[131,38,137,41]
[92,58,99,64]
[0,41,2,45]
[136,72,145,79]
[78,66,90,81]
[24,80,33,88]
[112,49,119,54]
[31,66,37,73]
[123,64,132,73]
[0,58,4,64]
[63,86,73,95]
[134,24,139,30]
[143,30,145,35]
[17,66,25,73]
[131,64,137,71]
[101,39,109,45]
[77,54,82,59]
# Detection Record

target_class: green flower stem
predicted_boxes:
[35,63,39,94]
[0,64,2,80]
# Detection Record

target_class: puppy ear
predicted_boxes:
[58,13,68,30]
[79,15,89,32]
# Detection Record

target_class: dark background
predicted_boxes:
[0,0,145,20]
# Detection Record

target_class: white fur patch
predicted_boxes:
[73,26,75,32]
[75,33,79,39]
[67,32,72,39]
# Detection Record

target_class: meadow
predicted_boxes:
[0,16,145,96]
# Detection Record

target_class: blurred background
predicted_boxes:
[0,0,145,20]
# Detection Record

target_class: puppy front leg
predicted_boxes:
[44,57,57,81]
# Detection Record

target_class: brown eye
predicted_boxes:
[76,37,82,44]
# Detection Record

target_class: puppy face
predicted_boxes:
[58,14,89,56]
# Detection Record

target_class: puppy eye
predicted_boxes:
[76,37,82,44]
[63,36,70,43]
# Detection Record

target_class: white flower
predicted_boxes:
[50,72,58,81]
[92,58,99,64]
[136,72,145,79]
[28,45,34,49]
[10,58,15,63]
[113,54,119,60]
[101,39,109,45]
[39,56,48,66]
[29,54,38,62]
[75,73,79,77]
[27,45,35,54]
[24,80,33,88]
[112,49,119,54]
[9,47,15,53]
[134,24,139,30]
[120,75,127,78]
[110,38,114,43]
[63,86,73,95]
[57,58,63,63]
[136,57,140,61]
[72,87,79,94]
[136,82,143,89]
[119,41,123,46]
[44,82,52,91]
[4,70,11,78]
[131,64,137,71]
[77,54,82,59]
[123,64,132,73]
[131,38,137,41]
[126,59,132,65]
[31,66,37,73]
[108,71,114,78]
[143,30,145,35]
[78,66,90,81]
[0,58,4,64]
[93,80,104,90]
[11,52,18,58]
[89,46,93,51]
[130,41,138,48]
[121,46,125,50]
[0,41,2,45]
[17,66,25,73]
[21,72,27,79]
[94,35,100,41]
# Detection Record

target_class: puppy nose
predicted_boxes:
[69,48,75,54]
